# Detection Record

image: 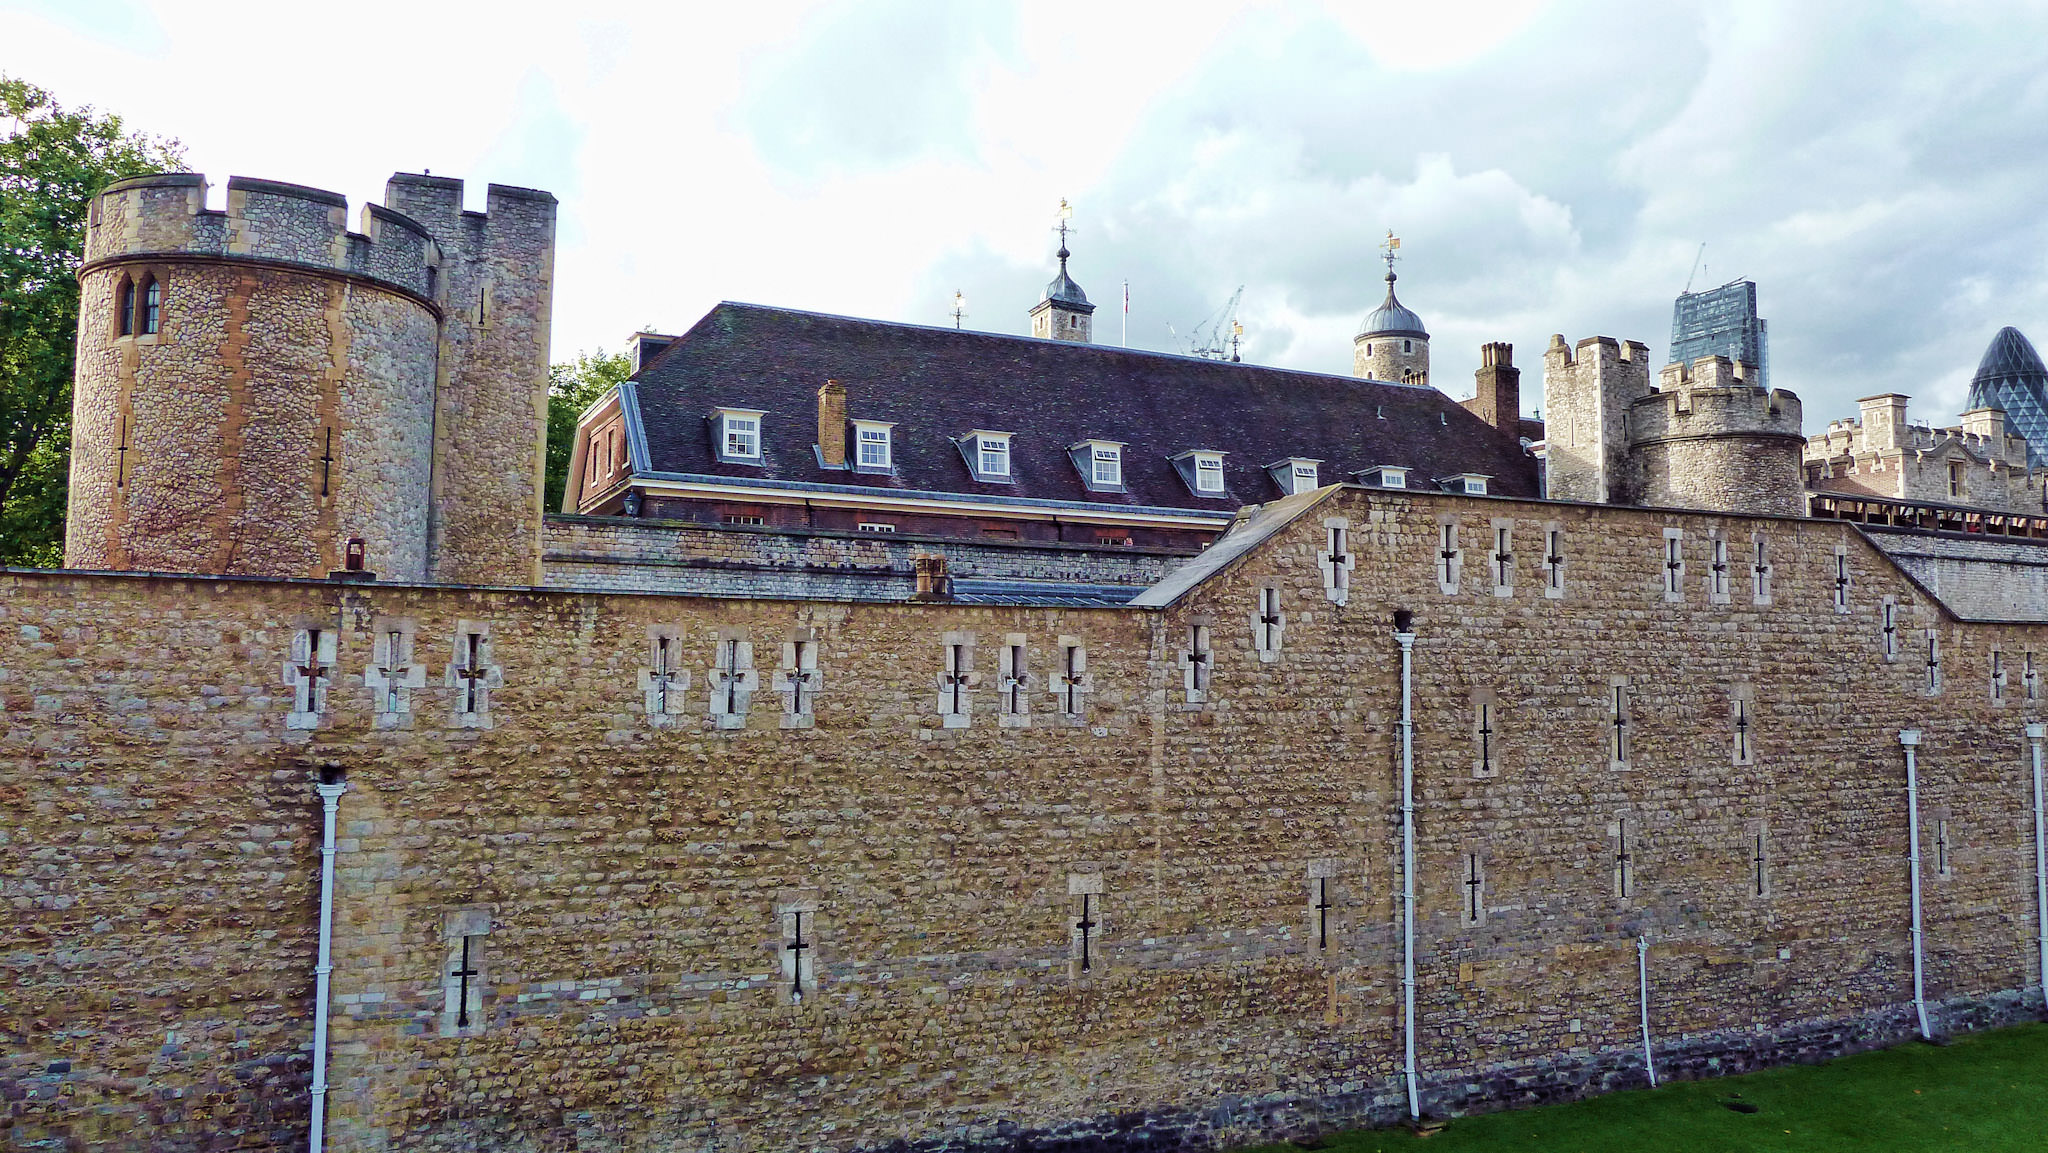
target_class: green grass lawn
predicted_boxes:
[1244,1024,2048,1153]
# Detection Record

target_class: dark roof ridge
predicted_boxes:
[696,300,1441,391]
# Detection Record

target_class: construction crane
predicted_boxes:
[1172,286,1245,361]
[1682,243,1707,294]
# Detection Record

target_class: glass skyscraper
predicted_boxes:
[1669,280,1768,389]
[1965,327,2048,466]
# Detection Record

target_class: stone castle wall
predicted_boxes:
[541,515,1186,597]
[6,489,2048,1151]
[1864,526,2048,623]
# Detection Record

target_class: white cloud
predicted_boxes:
[8,0,2048,428]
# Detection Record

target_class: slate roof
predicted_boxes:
[950,579,1142,607]
[626,303,1539,512]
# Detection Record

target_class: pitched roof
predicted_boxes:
[627,302,1539,512]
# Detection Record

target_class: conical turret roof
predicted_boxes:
[1965,326,2048,466]
[1041,246,1095,314]
[1357,273,1427,340]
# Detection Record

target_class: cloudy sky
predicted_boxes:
[8,0,2048,426]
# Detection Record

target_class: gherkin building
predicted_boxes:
[1965,327,2048,466]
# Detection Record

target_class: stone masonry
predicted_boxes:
[6,485,2048,1151]
[64,172,554,587]
[1807,393,2047,514]
[541,515,1186,598]
[1544,338,1805,517]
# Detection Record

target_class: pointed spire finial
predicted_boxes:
[1057,198,1075,266]
[1381,230,1401,283]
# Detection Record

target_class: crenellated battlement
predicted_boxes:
[1633,356,1802,443]
[86,172,439,302]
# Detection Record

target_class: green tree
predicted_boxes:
[0,77,182,566]
[545,348,632,514]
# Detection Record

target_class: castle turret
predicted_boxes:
[65,171,555,584]
[1351,270,1429,384]
[1541,335,1651,505]
[1631,356,1804,516]
[1028,238,1094,343]
[382,173,558,585]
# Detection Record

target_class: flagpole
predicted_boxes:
[1122,280,1129,348]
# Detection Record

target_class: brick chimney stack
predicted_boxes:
[817,379,847,467]
[1471,343,1520,436]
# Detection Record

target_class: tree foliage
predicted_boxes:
[0,77,182,566]
[545,348,632,514]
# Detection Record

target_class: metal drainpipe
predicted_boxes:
[1394,611,1420,1121]
[1900,729,1931,1040]
[1637,936,1657,1087]
[309,774,348,1153]
[2029,724,2048,1002]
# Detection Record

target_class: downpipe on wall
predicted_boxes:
[2029,724,2048,1003]
[1394,609,1420,1121]
[1899,729,1931,1041]
[1637,936,1657,1087]
[310,769,348,1153]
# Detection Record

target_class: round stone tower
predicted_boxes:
[1352,268,1429,384]
[66,171,556,584]
[1631,355,1805,516]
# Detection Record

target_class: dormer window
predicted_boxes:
[1356,465,1410,489]
[1069,439,1127,493]
[853,421,894,473]
[1094,445,1121,486]
[1267,457,1323,496]
[1171,450,1229,497]
[960,430,1013,483]
[1439,473,1491,495]
[713,408,765,464]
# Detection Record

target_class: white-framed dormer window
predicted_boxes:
[1173,449,1228,497]
[962,430,1013,482]
[1094,445,1121,486]
[1439,473,1490,495]
[1265,458,1322,496]
[854,420,894,472]
[1070,439,1126,492]
[1357,465,1409,489]
[714,408,765,463]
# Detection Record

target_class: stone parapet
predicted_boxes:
[86,173,438,303]
[540,514,1184,597]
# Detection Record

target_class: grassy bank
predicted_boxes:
[1245,1023,2048,1152]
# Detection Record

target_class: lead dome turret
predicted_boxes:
[1352,265,1429,385]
